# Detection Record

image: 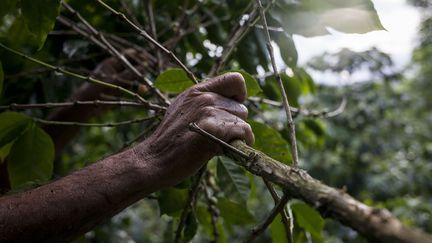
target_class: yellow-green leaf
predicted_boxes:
[155,68,194,92]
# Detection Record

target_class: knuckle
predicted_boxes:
[199,93,216,104]
[200,106,217,116]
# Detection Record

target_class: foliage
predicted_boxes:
[1,0,430,242]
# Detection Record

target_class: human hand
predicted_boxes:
[137,72,254,185]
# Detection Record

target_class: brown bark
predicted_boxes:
[227,140,432,243]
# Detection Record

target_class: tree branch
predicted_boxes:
[226,140,432,243]
[189,123,432,243]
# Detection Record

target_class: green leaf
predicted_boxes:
[155,68,194,92]
[238,70,262,97]
[0,61,3,96]
[276,33,298,67]
[181,211,198,243]
[270,214,287,243]
[158,187,188,217]
[249,121,292,164]
[21,0,61,49]
[291,201,324,243]
[196,205,213,236]
[217,198,255,225]
[0,0,17,19]
[8,124,54,188]
[0,112,32,149]
[0,142,13,162]
[217,156,250,203]
[273,0,385,37]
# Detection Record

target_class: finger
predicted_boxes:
[194,72,247,102]
[198,93,248,120]
[197,109,255,146]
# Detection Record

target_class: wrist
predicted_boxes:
[130,139,178,189]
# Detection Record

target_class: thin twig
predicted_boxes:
[145,0,163,73]
[263,180,294,243]
[189,123,249,159]
[0,100,166,112]
[57,16,108,51]
[255,0,299,167]
[95,0,199,84]
[203,174,220,243]
[0,43,152,107]
[248,96,347,119]
[61,1,170,105]
[209,1,274,76]
[244,192,290,243]
[208,2,255,76]
[33,116,158,127]
[120,0,144,30]
[174,166,206,243]
[163,18,229,49]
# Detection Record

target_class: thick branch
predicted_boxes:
[225,140,432,243]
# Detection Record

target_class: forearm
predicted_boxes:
[0,144,163,243]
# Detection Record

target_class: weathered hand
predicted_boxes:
[137,72,254,185]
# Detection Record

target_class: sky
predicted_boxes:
[292,0,422,84]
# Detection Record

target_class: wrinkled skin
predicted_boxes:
[138,72,254,184]
[0,72,254,242]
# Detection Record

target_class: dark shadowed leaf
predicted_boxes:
[155,68,194,92]
[291,201,324,243]
[8,124,54,188]
[249,121,292,164]
[158,187,188,217]
[181,211,198,243]
[0,112,32,149]
[276,33,298,67]
[0,61,3,96]
[21,0,61,49]
[0,0,17,19]
[217,156,250,203]
[217,198,255,225]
